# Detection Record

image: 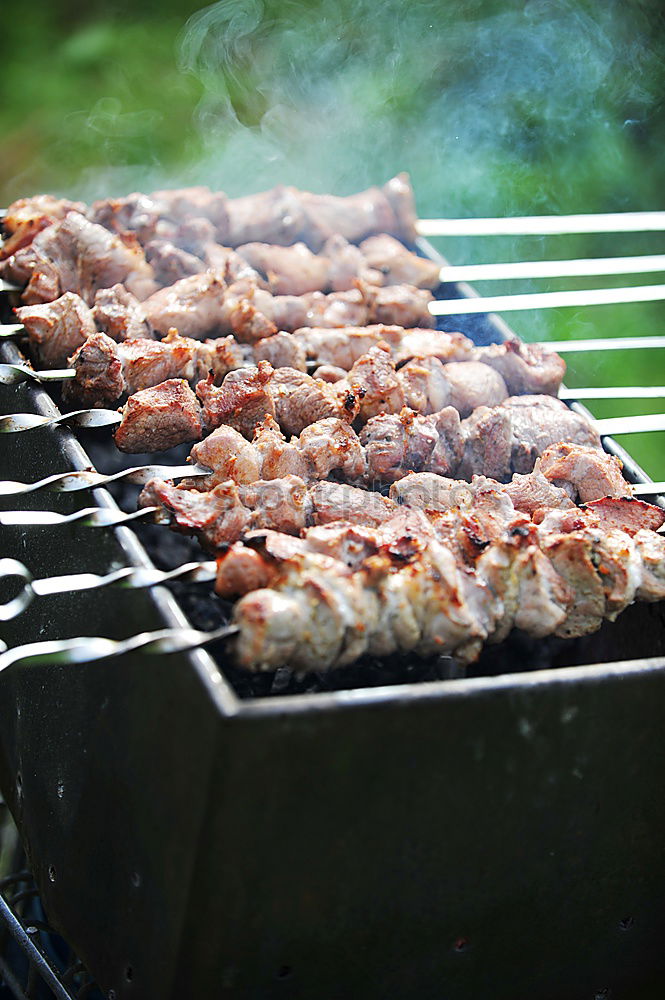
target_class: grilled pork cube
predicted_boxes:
[7,211,157,305]
[502,470,576,517]
[197,363,276,439]
[253,417,310,482]
[504,396,601,475]
[253,332,307,371]
[92,284,152,341]
[15,292,96,368]
[360,407,463,482]
[140,478,252,547]
[235,241,330,296]
[197,362,358,440]
[345,345,405,421]
[189,425,263,489]
[142,270,229,339]
[370,284,436,329]
[458,406,513,482]
[114,379,203,453]
[323,234,382,291]
[476,339,566,396]
[270,368,351,436]
[536,441,627,503]
[1,195,86,260]
[439,361,508,417]
[389,472,473,511]
[65,330,244,407]
[298,418,366,481]
[310,481,398,527]
[360,234,441,289]
[144,239,206,285]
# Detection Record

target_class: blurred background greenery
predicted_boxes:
[1,0,664,473]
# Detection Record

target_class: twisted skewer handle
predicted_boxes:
[0,408,120,432]
[0,624,238,673]
[0,463,210,497]
[0,505,165,528]
[0,363,75,385]
[0,324,24,338]
[0,557,218,621]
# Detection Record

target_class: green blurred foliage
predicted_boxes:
[1,0,664,472]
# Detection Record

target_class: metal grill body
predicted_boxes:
[0,242,664,999]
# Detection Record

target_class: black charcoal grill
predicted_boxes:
[1,236,665,1000]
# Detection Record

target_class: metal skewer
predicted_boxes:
[0,362,76,385]
[0,625,239,674]
[0,506,165,529]
[558,387,665,401]
[418,210,665,237]
[0,409,120,433]
[0,463,211,497]
[0,557,218,621]
[429,284,665,316]
[438,254,665,283]
[0,323,24,338]
[536,335,665,352]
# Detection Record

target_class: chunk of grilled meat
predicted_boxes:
[15,293,97,368]
[196,361,359,438]
[2,212,157,305]
[14,287,153,369]
[1,195,86,260]
[114,379,203,453]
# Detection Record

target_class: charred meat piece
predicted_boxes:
[114,379,203,452]
[15,292,96,368]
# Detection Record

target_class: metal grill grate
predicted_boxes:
[0,805,100,1000]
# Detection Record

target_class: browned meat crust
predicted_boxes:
[15,292,96,368]
[114,379,203,452]
[4,212,157,305]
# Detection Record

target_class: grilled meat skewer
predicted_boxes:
[56,325,563,410]
[220,501,665,671]
[88,174,418,251]
[138,441,638,552]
